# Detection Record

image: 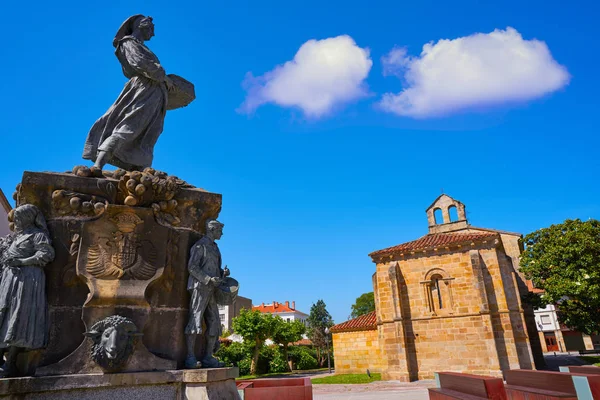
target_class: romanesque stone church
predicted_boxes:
[331,194,544,381]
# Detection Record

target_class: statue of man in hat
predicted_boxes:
[185,219,230,369]
[83,15,194,171]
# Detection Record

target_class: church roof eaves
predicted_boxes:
[369,231,499,260]
[330,311,377,333]
[467,226,522,237]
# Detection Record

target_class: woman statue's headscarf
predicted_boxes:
[13,205,49,236]
[112,14,145,47]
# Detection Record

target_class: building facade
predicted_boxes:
[331,194,544,381]
[218,295,252,332]
[534,304,600,353]
[253,301,309,326]
[0,189,11,237]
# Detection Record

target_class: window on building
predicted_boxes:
[219,314,225,323]
[286,318,290,322]
[430,274,443,310]
[541,315,551,325]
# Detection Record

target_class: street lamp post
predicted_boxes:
[324,327,331,374]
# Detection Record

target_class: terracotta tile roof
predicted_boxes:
[254,304,294,313]
[253,301,307,315]
[293,339,313,346]
[526,280,545,294]
[369,232,499,258]
[330,311,377,333]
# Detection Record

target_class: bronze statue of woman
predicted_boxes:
[0,205,55,377]
[82,15,180,171]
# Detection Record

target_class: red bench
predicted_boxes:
[559,365,600,375]
[428,372,507,399]
[236,377,312,400]
[504,370,577,399]
[570,373,600,399]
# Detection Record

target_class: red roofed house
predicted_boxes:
[0,189,11,237]
[253,301,309,327]
[331,194,544,381]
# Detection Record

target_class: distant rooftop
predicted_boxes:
[253,300,307,315]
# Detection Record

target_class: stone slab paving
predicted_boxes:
[313,380,435,400]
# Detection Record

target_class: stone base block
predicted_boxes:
[0,368,239,400]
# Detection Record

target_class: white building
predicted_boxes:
[534,304,563,352]
[0,189,11,237]
[253,301,309,326]
[534,303,600,352]
[218,295,252,332]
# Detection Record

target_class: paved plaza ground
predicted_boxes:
[308,354,591,399]
[313,380,435,400]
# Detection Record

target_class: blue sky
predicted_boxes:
[1,0,599,323]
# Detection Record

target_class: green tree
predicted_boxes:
[520,219,600,335]
[350,292,375,319]
[307,299,334,367]
[271,318,306,371]
[231,309,277,375]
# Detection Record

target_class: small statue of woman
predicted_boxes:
[82,15,175,171]
[0,205,54,377]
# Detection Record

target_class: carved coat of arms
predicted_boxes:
[85,212,159,280]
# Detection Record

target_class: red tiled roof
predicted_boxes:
[293,339,313,346]
[526,280,545,294]
[253,302,306,314]
[330,311,377,333]
[254,304,293,313]
[369,232,499,258]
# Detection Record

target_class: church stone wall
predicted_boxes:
[374,242,535,380]
[332,330,383,374]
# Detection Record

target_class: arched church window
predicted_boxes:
[430,274,443,310]
[422,269,455,315]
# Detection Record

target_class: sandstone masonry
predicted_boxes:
[331,194,544,381]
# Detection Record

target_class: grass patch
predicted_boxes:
[579,356,600,366]
[237,368,329,380]
[312,373,382,384]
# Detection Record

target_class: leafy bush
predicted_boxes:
[296,351,318,370]
[269,348,289,373]
[215,341,250,366]
[289,346,319,370]
[237,358,251,376]
[215,341,253,375]
[255,345,277,374]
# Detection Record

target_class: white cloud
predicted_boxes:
[239,35,372,118]
[379,27,570,118]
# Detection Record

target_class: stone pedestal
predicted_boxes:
[11,169,222,375]
[0,368,240,399]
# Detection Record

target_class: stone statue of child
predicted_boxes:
[185,219,229,369]
[0,205,55,377]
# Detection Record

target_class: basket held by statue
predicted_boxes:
[215,277,239,306]
[166,74,196,111]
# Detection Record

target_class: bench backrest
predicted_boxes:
[237,377,313,400]
[504,370,576,395]
[436,372,506,399]
[238,377,310,388]
[560,365,600,375]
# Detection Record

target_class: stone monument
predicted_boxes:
[0,14,240,400]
